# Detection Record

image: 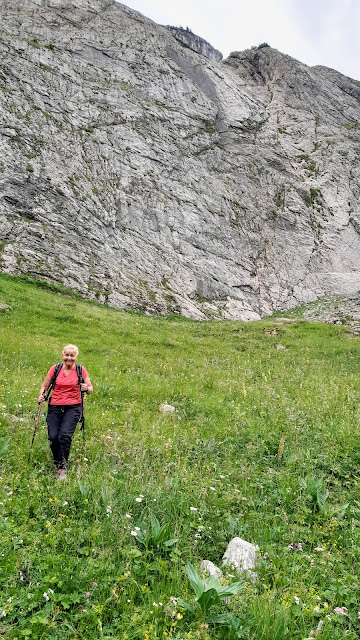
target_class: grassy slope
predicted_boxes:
[0,274,360,640]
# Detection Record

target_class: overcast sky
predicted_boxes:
[118,0,359,80]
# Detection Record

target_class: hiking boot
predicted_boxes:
[57,469,67,481]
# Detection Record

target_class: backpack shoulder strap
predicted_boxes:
[54,362,62,377]
[45,362,62,401]
[76,363,84,384]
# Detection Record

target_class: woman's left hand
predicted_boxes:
[80,377,93,394]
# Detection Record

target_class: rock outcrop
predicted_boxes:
[0,0,359,319]
[164,26,223,62]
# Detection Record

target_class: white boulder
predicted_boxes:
[222,537,259,580]
[200,560,223,579]
[160,403,175,413]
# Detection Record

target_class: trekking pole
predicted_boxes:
[76,364,86,448]
[29,402,43,461]
[80,391,85,448]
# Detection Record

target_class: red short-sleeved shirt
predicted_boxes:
[47,364,89,405]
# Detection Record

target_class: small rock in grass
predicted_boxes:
[3,413,25,422]
[0,302,12,312]
[263,327,279,335]
[160,403,175,413]
[200,560,223,579]
[222,537,259,581]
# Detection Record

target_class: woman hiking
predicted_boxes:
[38,344,93,479]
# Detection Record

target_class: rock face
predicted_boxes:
[164,26,223,62]
[0,0,360,319]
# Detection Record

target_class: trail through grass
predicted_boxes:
[0,274,360,639]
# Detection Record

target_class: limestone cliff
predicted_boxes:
[164,26,223,62]
[0,0,359,319]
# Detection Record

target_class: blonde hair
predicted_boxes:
[62,344,79,357]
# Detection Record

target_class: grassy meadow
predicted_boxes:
[0,273,360,640]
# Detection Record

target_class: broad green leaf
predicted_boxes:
[197,588,220,613]
[57,593,81,609]
[78,480,88,498]
[228,613,241,630]
[30,614,48,625]
[185,562,204,599]
[128,548,142,558]
[135,530,146,544]
[0,437,10,456]
[316,488,329,510]
[206,613,233,624]
[207,613,241,630]
[150,512,161,537]
[163,538,179,547]
[155,522,171,544]
[177,598,195,615]
[217,581,245,598]
[204,575,221,591]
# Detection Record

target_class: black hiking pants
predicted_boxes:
[47,403,82,469]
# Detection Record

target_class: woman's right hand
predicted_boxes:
[38,393,46,403]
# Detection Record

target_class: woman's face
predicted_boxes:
[62,349,77,366]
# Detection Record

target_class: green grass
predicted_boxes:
[0,273,360,639]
